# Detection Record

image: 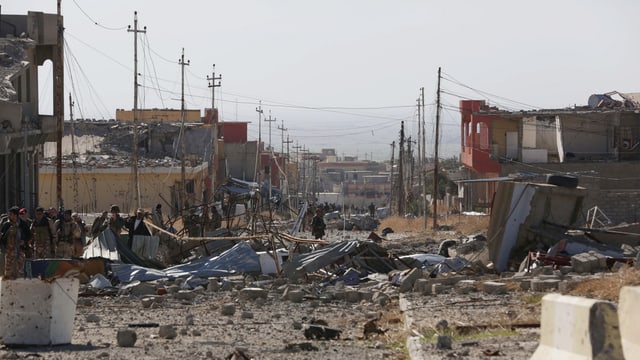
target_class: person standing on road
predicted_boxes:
[127,208,151,249]
[31,206,56,259]
[55,209,81,258]
[311,208,326,240]
[1,206,26,279]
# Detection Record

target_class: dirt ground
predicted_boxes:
[1,214,635,359]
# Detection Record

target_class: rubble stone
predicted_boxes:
[372,291,390,306]
[287,290,305,303]
[86,314,100,323]
[345,290,361,303]
[358,290,373,302]
[174,290,196,301]
[165,284,180,294]
[482,281,507,295]
[129,282,158,296]
[397,268,422,293]
[208,279,220,292]
[241,311,254,319]
[413,278,430,294]
[158,325,177,339]
[571,253,599,273]
[530,279,560,292]
[116,329,137,347]
[239,287,268,301]
[221,303,236,316]
[435,334,452,350]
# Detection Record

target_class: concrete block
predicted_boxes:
[589,251,608,270]
[571,253,598,274]
[482,281,507,295]
[0,278,79,345]
[531,293,622,360]
[619,286,640,359]
[530,279,560,292]
[413,278,430,294]
[239,287,268,301]
[397,268,422,293]
[345,290,361,303]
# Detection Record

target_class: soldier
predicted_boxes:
[107,205,126,235]
[0,206,27,279]
[17,208,33,258]
[91,211,108,238]
[55,209,81,258]
[71,213,87,257]
[30,206,56,259]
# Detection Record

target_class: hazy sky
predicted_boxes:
[5,1,640,160]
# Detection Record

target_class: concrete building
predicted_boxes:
[115,108,201,123]
[459,94,640,224]
[0,11,58,211]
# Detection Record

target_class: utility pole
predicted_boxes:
[433,67,441,230]
[284,135,293,164]
[69,93,78,211]
[55,0,64,209]
[264,112,276,206]
[421,87,427,230]
[254,102,263,183]
[179,48,190,215]
[207,64,221,208]
[398,122,405,216]
[293,141,301,202]
[389,141,395,215]
[128,11,146,210]
[278,119,287,158]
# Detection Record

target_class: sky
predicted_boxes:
[5,1,640,161]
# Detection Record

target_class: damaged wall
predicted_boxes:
[487,181,586,272]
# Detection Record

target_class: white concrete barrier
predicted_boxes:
[0,278,79,345]
[619,286,640,359]
[531,293,623,360]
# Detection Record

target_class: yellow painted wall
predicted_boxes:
[39,165,207,215]
[115,109,202,123]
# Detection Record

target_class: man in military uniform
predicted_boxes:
[0,206,27,279]
[107,205,126,235]
[54,209,81,258]
[30,206,56,258]
[71,213,87,257]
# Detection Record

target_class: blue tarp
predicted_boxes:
[111,241,261,283]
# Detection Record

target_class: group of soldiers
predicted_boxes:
[0,203,163,280]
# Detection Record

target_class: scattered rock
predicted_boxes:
[116,329,137,347]
[158,325,177,339]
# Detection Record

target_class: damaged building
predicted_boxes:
[459,93,640,225]
[0,11,58,210]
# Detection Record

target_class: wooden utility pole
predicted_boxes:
[433,67,441,230]
[397,122,405,216]
[421,87,427,230]
[254,102,263,183]
[128,11,146,210]
[69,94,78,210]
[389,141,395,215]
[179,48,190,214]
[264,112,276,205]
[55,0,64,209]
[207,65,221,207]
[278,119,287,158]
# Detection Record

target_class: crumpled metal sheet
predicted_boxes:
[111,241,261,283]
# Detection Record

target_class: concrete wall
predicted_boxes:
[501,162,640,225]
[38,165,206,216]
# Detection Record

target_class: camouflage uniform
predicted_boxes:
[31,215,55,259]
[1,218,26,279]
[55,216,81,258]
